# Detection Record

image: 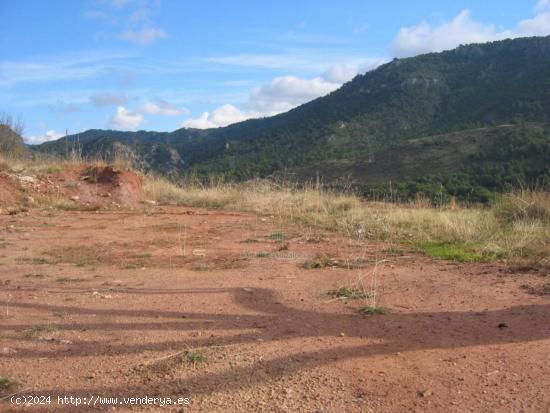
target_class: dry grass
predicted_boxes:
[3,152,548,270]
[144,177,549,269]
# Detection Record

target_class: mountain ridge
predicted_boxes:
[36,35,550,200]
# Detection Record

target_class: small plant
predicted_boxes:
[255,252,269,258]
[56,277,88,283]
[242,238,259,243]
[302,258,329,269]
[267,232,285,241]
[22,324,54,337]
[24,273,46,278]
[0,377,18,391]
[184,350,206,364]
[357,306,389,315]
[328,286,368,300]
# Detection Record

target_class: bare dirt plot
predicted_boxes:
[1,207,549,412]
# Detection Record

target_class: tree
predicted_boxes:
[0,112,26,157]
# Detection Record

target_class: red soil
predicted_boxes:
[0,207,549,412]
[0,165,143,211]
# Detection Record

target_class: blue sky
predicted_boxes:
[1,0,550,144]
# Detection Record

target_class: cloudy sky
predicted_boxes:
[1,0,550,144]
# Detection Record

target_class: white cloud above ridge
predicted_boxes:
[181,104,250,129]
[25,129,63,145]
[140,99,190,116]
[392,5,550,57]
[109,106,144,129]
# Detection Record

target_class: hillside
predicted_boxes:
[36,36,550,199]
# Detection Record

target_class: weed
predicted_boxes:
[242,238,259,243]
[22,325,54,337]
[267,232,285,241]
[0,377,18,391]
[56,277,88,283]
[255,252,270,258]
[24,273,46,278]
[328,286,369,300]
[184,350,207,364]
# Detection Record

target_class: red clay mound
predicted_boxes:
[13,164,145,210]
[78,165,143,205]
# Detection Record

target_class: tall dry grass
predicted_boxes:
[144,176,550,269]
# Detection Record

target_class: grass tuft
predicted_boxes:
[328,286,368,300]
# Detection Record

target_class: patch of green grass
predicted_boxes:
[184,350,207,364]
[328,286,368,300]
[357,306,389,315]
[255,252,269,258]
[419,242,503,263]
[0,377,18,391]
[267,232,285,241]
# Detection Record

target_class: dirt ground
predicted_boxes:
[0,206,549,412]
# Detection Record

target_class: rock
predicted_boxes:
[7,207,17,215]
[59,340,73,345]
[19,176,36,184]
[0,347,17,355]
[25,196,35,204]
[339,332,346,337]
[418,388,433,398]
[144,199,157,205]
[70,196,80,201]
[498,322,508,329]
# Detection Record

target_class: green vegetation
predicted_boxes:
[35,36,550,201]
[0,377,18,391]
[184,351,207,364]
[328,286,368,300]
[420,242,503,262]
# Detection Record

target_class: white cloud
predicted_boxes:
[248,75,341,114]
[322,65,357,83]
[25,130,63,145]
[392,6,550,58]
[392,10,508,57]
[90,92,127,107]
[180,70,350,129]
[117,27,168,45]
[140,99,190,116]
[109,106,144,129]
[181,104,250,129]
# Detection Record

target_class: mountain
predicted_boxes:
[36,36,550,201]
